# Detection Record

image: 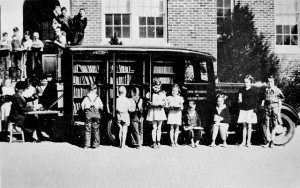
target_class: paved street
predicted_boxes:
[1,128,300,188]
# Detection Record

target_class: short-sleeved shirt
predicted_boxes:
[264,86,284,106]
[239,87,258,110]
[116,95,132,124]
[81,93,103,110]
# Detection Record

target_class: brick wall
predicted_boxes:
[237,0,275,50]
[168,0,217,60]
[71,0,102,45]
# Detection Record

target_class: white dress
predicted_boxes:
[1,86,15,121]
[167,95,184,125]
[146,92,167,121]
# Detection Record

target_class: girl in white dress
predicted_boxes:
[0,78,15,131]
[146,80,167,149]
[166,84,184,147]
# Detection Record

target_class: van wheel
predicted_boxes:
[273,114,295,146]
[107,119,118,145]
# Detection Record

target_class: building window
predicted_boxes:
[105,14,130,38]
[276,25,298,45]
[139,17,163,38]
[104,0,131,38]
[217,0,233,34]
[217,0,231,18]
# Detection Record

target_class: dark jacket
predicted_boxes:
[9,92,33,119]
[213,106,231,124]
[73,14,87,34]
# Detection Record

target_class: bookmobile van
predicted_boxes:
[62,46,299,146]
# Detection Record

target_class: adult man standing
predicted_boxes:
[72,9,87,45]
[60,7,73,44]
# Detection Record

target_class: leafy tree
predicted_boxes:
[109,30,123,45]
[217,3,280,83]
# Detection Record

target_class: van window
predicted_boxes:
[185,60,208,83]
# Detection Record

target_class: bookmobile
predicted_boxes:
[62,46,299,146]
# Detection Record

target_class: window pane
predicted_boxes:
[122,14,130,25]
[139,17,146,25]
[156,17,163,25]
[139,27,146,38]
[156,27,164,38]
[276,35,283,45]
[148,26,155,38]
[224,0,231,7]
[106,27,113,38]
[276,25,283,34]
[284,25,290,34]
[217,9,223,17]
[123,27,130,38]
[291,35,298,45]
[224,8,231,17]
[147,17,155,25]
[291,25,298,34]
[284,35,290,45]
[217,0,223,7]
[114,14,121,25]
[115,27,121,38]
[105,14,113,25]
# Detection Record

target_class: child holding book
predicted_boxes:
[183,101,203,148]
[261,75,284,148]
[146,80,167,149]
[81,84,103,149]
[166,83,184,147]
[116,86,132,148]
[237,75,258,147]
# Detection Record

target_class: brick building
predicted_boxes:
[0,0,299,76]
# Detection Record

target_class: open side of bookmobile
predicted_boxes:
[62,46,216,144]
[62,47,190,123]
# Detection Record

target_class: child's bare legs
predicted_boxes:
[246,123,252,146]
[219,124,228,147]
[119,123,128,148]
[210,124,219,147]
[152,121,162,148]
[241,122,247,146]
[121,125,128,147]
[169,124,175,146]
[152,121,158,145]
[156,121,162,147]
[174,124,179,146]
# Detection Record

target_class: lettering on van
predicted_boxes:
[187,90,207,94]
[187,97,207,101]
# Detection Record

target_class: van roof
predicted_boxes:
[66,45,216,61]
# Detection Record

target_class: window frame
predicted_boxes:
[102,0,167,45]
[276,24,298,46]
[105,14,131,39]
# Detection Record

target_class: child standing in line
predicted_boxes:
[237,75,258,147]
[146,80,167,149]
[183,101,203,148]
[261,75,284,148]
[129,87,144,149]
[116,86,133,148]
[0,78,15,132]
[81,84,103,149]
[166,83,184,147]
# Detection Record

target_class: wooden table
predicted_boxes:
[24,110,60,140]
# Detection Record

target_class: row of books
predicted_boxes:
[109,75,132,85]
[153,66,174,74]
[74,88,89,98]
[73,102,81,114]
[153,77,173,84]
[110,65,134,73]
[74,65,99,72]
[73,76,96,85]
